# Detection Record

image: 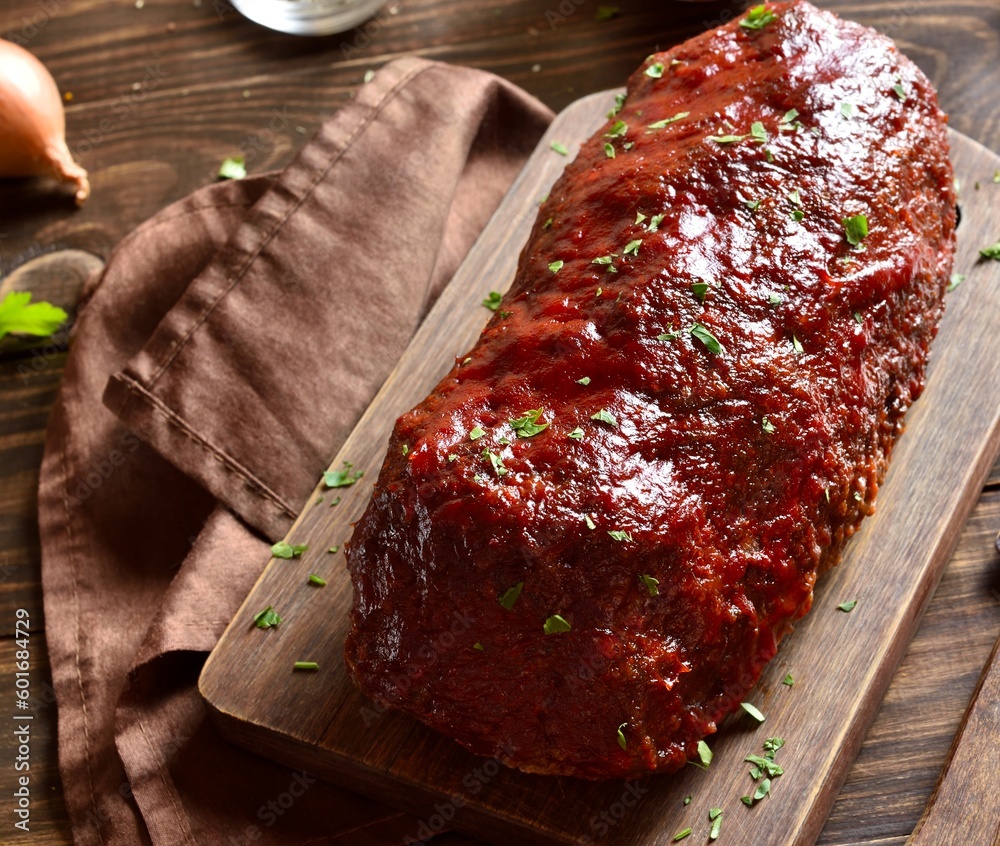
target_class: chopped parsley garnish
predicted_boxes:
[740,4,777,30]
[741,737,785,806]
[218,156,247,180]
[647,213,666,232]
[854,311,865,323]
[606,120,628,138]
[510,409,549,438]
[673,828,692,841]
[473,642,484,651]
[762,416,776,434]
[595,5,620,22]
[543,614,571,635]
[640,574,660,596]
[783,673,795,686]
[980,241,1000,260]
[551,141,569,156]
[447,454,458,463]
[324,461,363,488]
[690,323,723,355]
[787,188,802,206]
[648,111,689,129]
[780,108,799,125]
[576,376,592,385]
[751,121,767,144]
[840,102,857,119]
[543,217,554,229]
[691,281,710,301]
[0,292,68,342]
[608,529,633,542]
[893,78,908,101]
[791,209,805,222]
[568,427,585,441]
[254,606,281,629]
[709,809,723,841]
[607,91,627,118]
[606,143,619,160]
[768,292,782,304]
[591,408,618,427]
[947,273,966,291]
[499,582,523,610]
[697,739,713,768]
[838,598,858,612]
[645,62,665,79]
[585,514,596,529]
[635,212,647,225]
[657,329,679,341]
[593,255,618,272]
[307,574,327,587]
[499,310,512,319]
[328,545,339,554]
[401,445,410,457]
[709,133,747,144]
[843,214,869,245]
[482,447,508,478]
[792,335,804,353]
[549,260,564,274]
[293,661,319,671]
[482,291,503,311]
[746,198,762,212]
[623,239,642,257]
[741,702,766,722]
[469,426,486,441]
[617,722,628,750]
[271,541,308,559]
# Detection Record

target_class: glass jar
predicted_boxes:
[230,0,385,36]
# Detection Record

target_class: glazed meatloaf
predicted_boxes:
[344,0,956,779]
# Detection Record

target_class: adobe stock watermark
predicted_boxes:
[233,106,292,169]
[74,65,168,159]
[226,771,317,845]
[339,4,401,60]
[3,0,68,46]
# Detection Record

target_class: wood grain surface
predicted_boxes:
[200,95,1000,845]
[3,1,1000,844]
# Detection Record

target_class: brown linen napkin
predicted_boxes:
[39,57,552,846]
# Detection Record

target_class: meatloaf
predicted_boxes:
[344,0,956,779]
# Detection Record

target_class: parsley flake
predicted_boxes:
[751,121,767,144]
[568,427,585,441]
[510,409,549,438]
[709,809,723,841]
[543,217,553,229]
[843,214,869,246]
[548,260,564,274]
[780,108,799,125]
[768,292,782,304]
[593,255,618,272]
[307,574,327,587]
[709,133,747,144]
[271,541,308,559]
[576,376,591,385]
[980,241,1000,260]
[482,447,508,478]
[482,291,503,311]
[293,661,319,671]
[604,142,616,159]
[791,209,805,222]
[648,111,689,129]
[854,311,865,323]
[647,213,666,232]
[543,614,571,635]
[328,545,339,554]
[605,120,628,139]
[595,5,620,21]
[838,598,858,612]
[691,281,710,301]
[473,642,484,651]
[690,323,723,355]
[623,239,642,257]
[324,462,363,488]
[696,739,713,768]
[746,198,762,212]
[787,188,802,206]
[640,574,660,596]
[740,4,777,29]
[591,408,618,427]
[218,156,247,180]
[762,416,776,434]
[840,102,857,119]
[783,673,795,686]
[947,273,966,292]
[585,514,596,529]
[657,329,679,342]
[447,454,458,463]
[551,141,569,156]
[792,335,804,353]
[741,702,766,722]
[608,529,633,542]
[893,78,908,101]
[645,62,665,79]
[617,722,628,750]
[673,828,692,842]
[254,606,281,629]
[499,582,523,610]
[469,426,486,441]
[0,292,68,342]
[635,212,648,225]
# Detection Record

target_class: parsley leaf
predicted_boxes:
[780,108,799,125]
[585,514,596,529]
[595,5,620,21]
[482,291,503,311]
[499,582,523,610]
[591,409,618,427]
[482,447,508,477]
[604,142,616,159]
[709,809,723,840]
[980,241,1000,260]
[218,156,246,180]
[617,722,628,750]
[549,260,564,274]
[543,614,571,635]
[576,376,591,385]
[762,416,776,434]
[271,542,308,559]
[324,462,363,488]
[551,141,569,156]
[948,273,966,291]
[648,111,689,129]
[593,255,618,272]
[843,214,869,245]
[293,661,319,671]
[307,574,327,587]
[783,673,795,686]
[0,292,68,342]
[605,120,628,139]
[568,427,585,441]
[647,213,666,232]
[673,828,692,842]
[254,606,282,628]
[645,62,665,79]
[697,739,713,768]
[690,323,723,355]
[751,121,767,144]
[623,239,642,257]
[838,598,858,612]
[691,281,710,301]
[469,426,486,441]
[740,4,777,29]
[608,530,633,542]
[709,134,747,144]
[840,102,857,119]
[741,702,766,722]
[893,78,908,101]
[657,329,679,341]
[509,409,549,438]
[640,574,659,596]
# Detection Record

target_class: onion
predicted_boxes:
[0,39,89,206]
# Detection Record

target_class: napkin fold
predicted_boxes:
[39,57,552,845]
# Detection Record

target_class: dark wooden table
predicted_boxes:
[1,1,999,844]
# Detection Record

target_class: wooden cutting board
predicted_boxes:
[200,92,1000,846]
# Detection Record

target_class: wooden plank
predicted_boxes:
[200,92,1000,846]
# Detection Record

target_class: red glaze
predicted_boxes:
[345,0,955,779]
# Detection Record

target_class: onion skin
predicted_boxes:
[0,39,90,206]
